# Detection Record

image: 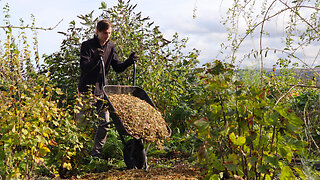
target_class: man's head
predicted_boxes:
[96,19,112,45]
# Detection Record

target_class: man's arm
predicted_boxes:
[111,48,136,73]
[80,42,100,73]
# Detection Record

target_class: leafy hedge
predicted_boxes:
[1,0,320,179]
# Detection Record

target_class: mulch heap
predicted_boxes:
[107,94,170,142]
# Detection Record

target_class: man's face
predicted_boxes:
[97,27,112,44]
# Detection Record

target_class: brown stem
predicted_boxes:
[219,140,228,175]
[279,0,319,34]
[272,130,279,180]
[259,0,277,86]
[255,124,263,178]
[220,95,227,128]
[270,126,276,153]
[0,19,63,31]
[232,4,320,59]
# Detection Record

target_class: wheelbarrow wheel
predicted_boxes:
[123,139,146,169]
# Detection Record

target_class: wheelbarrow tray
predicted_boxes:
[103,85,171,139]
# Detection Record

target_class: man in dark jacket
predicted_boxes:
[78,19,137,158]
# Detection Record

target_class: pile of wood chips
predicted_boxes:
[108,94,170,142]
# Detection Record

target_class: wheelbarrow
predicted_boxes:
[100,57,171,170]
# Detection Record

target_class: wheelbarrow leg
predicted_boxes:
[120,134,135,169]
[129,139,138,169]
[142,140,151,171]
[121,135,147,170]
[131,139,146,169]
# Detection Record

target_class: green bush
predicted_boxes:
[0,4,87,178]
[191,60,308,179]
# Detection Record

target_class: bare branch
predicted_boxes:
[275,85,296,106]
[264,47,320,78]
[0,19,63,31]
[289,84,320,88]
[279,0,319,34]
[259,0,277,86]
[232,4,320,59]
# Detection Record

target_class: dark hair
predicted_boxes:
[96,19,112,32]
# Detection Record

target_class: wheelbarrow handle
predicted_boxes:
[133,61,136,86]
[101,56,106,86]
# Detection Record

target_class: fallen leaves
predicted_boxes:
[80,156,201,180]
[78,151,202,179]
[80,168,200,180]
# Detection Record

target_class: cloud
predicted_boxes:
[0,0,106,56]
[1,0,225,65]
[129,0,228,65]
[3,0,317,68]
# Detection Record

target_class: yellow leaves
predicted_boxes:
[11,168,21,179]
[38,143,50,157]
[229,132,246,146]
[39,117,45,123]
[0,16,76,178]
[55,88,64,95]
[63,162,72,170]
[21,128,28,135]
[67,151,75,158]
[280,166,295,180]
[53,168,60,178]
[12,125,16,133]
[49,139,58,146]
[35,157,44,165]
[42,131,49,138]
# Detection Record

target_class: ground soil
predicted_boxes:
[78,152,203,180]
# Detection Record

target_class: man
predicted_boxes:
[78,19,137,158]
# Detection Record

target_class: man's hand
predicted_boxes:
[93,48,104,59]
[129,52,138,62]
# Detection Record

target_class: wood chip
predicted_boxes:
[108,94,170,142]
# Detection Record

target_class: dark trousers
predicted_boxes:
[76,94,110,156]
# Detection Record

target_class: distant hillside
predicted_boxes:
[236,67,320,83]
[267,68,320,81]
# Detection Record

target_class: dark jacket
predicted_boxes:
[78,35,134,95]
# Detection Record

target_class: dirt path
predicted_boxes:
[79,154,203,180]
[79,167,201,180]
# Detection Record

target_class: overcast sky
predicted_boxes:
[1,0,319,69]
[0,0,233,66]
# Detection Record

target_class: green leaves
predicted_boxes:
[194,118,209,131]
[280,166,295,180]
[229,132,246,146]
[279,146,293,163]
[99,2,107,9]
[191,60,308,179]
[1,0,313,179]
[273,106,303,135]
[0,4,86,178]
